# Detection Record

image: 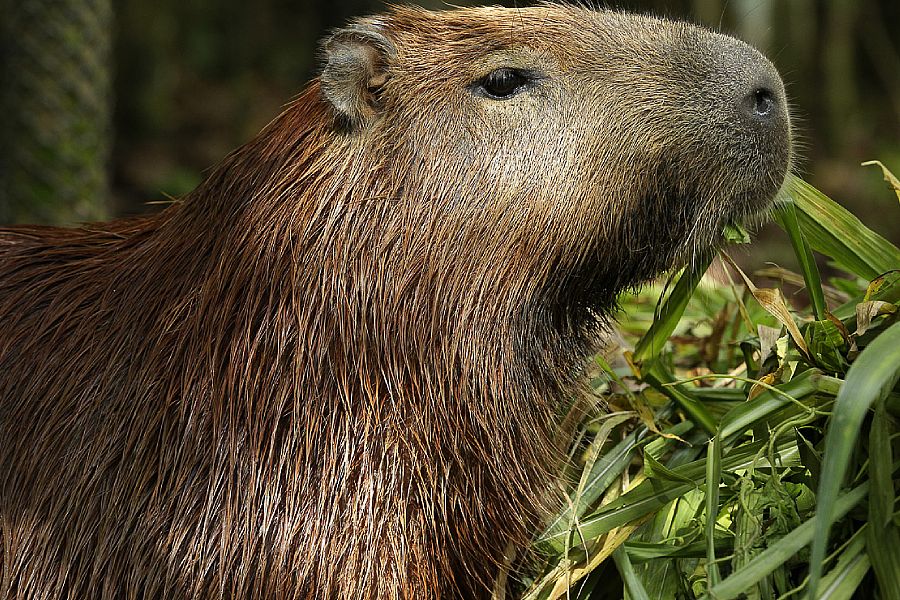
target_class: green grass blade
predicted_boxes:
[864,523,900,599]
[808,321,900,597]
[705,482,869,600]
[776,200,828,320]
[718,369,840,442]
[705,436,723,586]
[613,546,651,600]
[540,414,639,546]
[632,254,713,363]
[866,399,900,598]
[643,362,718,435]
[869,397,895,530]
[785,176,900,280]
[813,528,869,600]
[818,553,870,600]
[626,538,731,562]
[539,438,799,547]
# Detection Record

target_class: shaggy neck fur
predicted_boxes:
[0,84,606,600]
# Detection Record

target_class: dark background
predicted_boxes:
[3,0,899,255]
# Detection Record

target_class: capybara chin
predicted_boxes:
[0,4,790,600]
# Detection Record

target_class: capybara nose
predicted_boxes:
[738,70,785,129]
[744,86,777,120]
[728,45,788,131]
[691,35,791,211]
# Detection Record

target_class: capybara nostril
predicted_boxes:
[749,87,776,119]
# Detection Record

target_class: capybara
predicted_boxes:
[0,4,790,599]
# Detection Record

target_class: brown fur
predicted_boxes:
[0,4,790,599]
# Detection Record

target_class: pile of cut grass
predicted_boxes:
[519,166,900,600]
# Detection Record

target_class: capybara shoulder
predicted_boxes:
[0,5,789,599]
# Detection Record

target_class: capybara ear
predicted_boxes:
[321,22,395,129]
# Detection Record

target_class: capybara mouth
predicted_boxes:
[725,156,793,230]
[718,176,787,232]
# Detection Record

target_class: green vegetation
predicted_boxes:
[522,170,900,599]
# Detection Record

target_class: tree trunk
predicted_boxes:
[0,0,111,224]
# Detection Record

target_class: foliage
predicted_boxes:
[519,169,900,600]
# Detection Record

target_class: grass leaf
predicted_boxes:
[816,529,870,600]
[705,436,723,586]
[632,254,713,363]
[775,201,828,320]
[705,482,869,600]
[862,160,900,204]
[613,547,651,600]
[540,438,799,547]
[865,398,900,597]
[808,321,900,597]
[785,176,900,280]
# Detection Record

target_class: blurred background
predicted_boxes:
[1,0,898,259]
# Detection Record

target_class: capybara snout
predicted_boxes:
[1,5,790,600]
[687,27,791,211]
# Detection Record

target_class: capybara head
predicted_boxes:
[320,5,790,310]
[0,4,790,600]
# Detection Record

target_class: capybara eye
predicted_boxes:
[476,68,530,99]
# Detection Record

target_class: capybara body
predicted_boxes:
[0,5,790,599]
